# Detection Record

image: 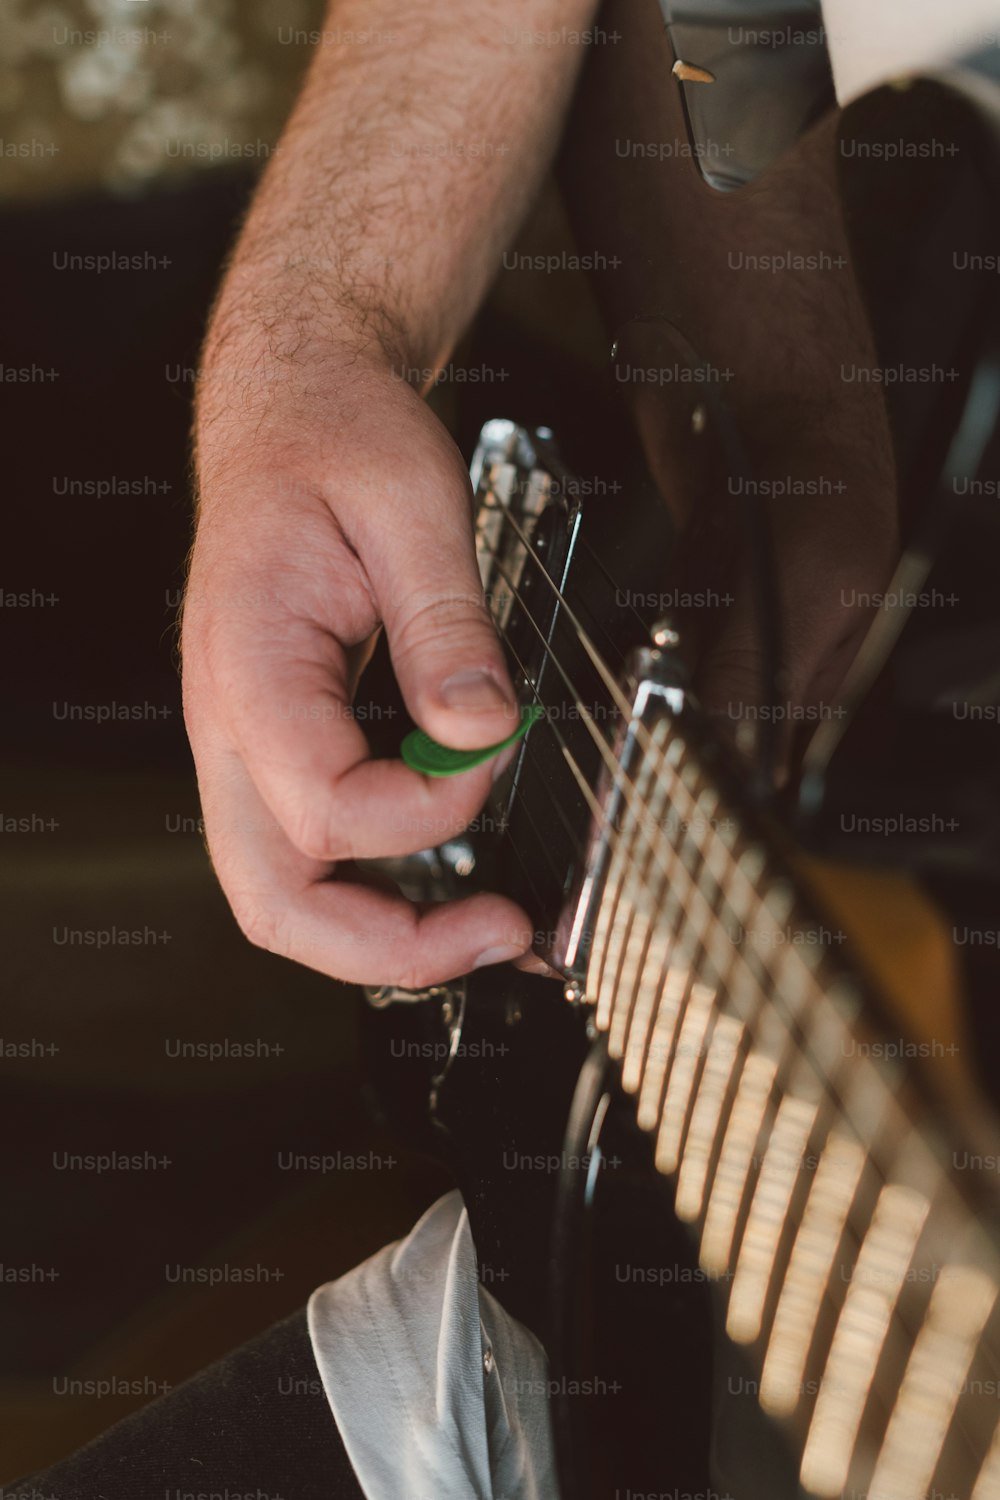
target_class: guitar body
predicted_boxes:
[361,7,1000,1498]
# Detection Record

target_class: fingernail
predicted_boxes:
[512,952,560,978]
[440,669,512,714]
[472,942,528,970]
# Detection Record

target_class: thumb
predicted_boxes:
[366,477,521,754]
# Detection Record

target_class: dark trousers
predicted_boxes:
[3,1311,365,1500]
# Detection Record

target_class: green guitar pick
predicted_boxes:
[401,703,544,778]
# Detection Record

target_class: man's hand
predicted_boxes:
[184,378,537,986]
[182,0,598,987]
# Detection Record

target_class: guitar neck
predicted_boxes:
[459,370,1000,1499]
[578,692,1000,1500]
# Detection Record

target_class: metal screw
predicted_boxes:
[692,404,707,435]
[651,618,681,649]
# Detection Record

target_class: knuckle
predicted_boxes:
[391,591,494,665]
[286,800,353,863]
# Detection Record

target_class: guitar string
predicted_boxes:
[496,767,577,913]
[492,761,570,889]
[475,612,589,898]
[484,505,981,1225]
[477,510,1000,1456]
[574,529,654,637]
[499,814,550,929]
[481,526,908,1167]
[483,528,894,1145]
[487,499,940,1129]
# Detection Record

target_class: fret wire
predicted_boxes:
[726,1091,821,1344]
[586,734,673,1031]
[801,1182,934,1497]
[610,744,695,1041]
[590,821,635,1033]
[621,780,739,1095]
[655,974,718,1176]
[866,1266,997,1500]
[628,753,703,1128]
[621,926,673,1094]
[674,1011,745,1223]
[593,731,669,1033]
[760,1128,870,1416]
[608,732,688,1060]
[638,963,695,1133]
[673,830,767,1227]
[733,1034,860,1355]
[643,772,729,1154]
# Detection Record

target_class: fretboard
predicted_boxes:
[582,706,1000,1500]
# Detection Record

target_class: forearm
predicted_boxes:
[198,0,599,453]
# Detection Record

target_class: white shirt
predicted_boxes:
[308,1192,558,1500]
[823,0,1000,103]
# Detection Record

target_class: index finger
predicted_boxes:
[198,744,532,987]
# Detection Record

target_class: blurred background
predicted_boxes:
[0,0,454,1481]
[0,0,607,1481]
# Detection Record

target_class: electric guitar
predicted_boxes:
[360,11,1000,1499]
